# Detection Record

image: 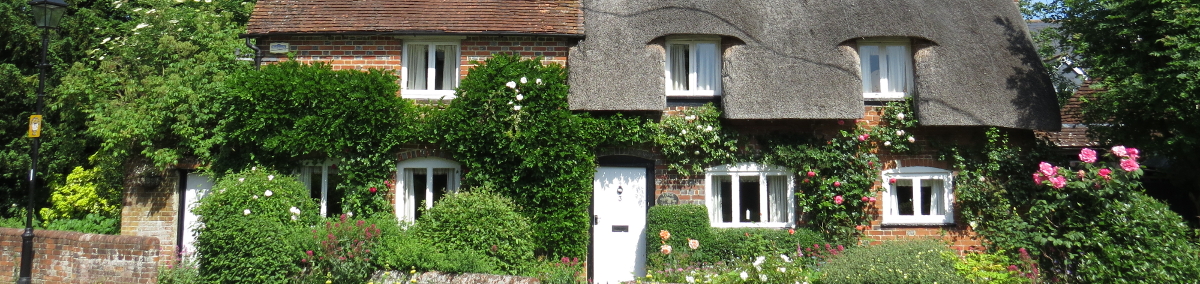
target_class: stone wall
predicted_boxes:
[0,228,159,283]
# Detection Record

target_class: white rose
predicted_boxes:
[238,178,244,182]
[516,94,524,101]
[740,271,748,280]
[896,130,905,136]
[268,175,274,181]
[535,78,542,84]
[907,136,916,143]
[705,125,713,132]
[520,77,527,84]
[884,141,892,146]
[264,190,273,197]
[896,113,906,120]
[290,215,298,221]
[346,211,353,217]
[243,209,251,215]
[505,81,517,89]
[680,130,687,135]
[252,195,258,199]
[290,207,301,215]
[514,105,522,111]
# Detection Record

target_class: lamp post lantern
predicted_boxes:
[21,0,67,283]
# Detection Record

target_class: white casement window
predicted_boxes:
[882,166,954,225]
[395,157,461,222]
[705,163,795,228]
[401,40,461,99]
[858,39,913,99]
[297,161,344,217]
[665,37,721,97]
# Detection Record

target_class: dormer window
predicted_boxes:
[666,37,721,97]
[858,39,913,99]
[402,40,461,99]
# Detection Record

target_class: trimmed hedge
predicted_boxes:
[821,240,966,284]
[646,204,824,267]
[411,190,535,274]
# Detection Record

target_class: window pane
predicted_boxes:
[326,169,344,217]
[767,175,788,223]
[860,45,881,93]
[410,168,428,220]
[307,166,322,200]
[695,43,718,92]
[921,179,945,215]
[406,45,428,90]
[739,176,760,223]
[886,45,908,93]
[670,44,690,91]
[435,45,457,90]
[712,175,732,223]
[895,179,914,216]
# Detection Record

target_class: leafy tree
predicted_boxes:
[1037,0,1200,218]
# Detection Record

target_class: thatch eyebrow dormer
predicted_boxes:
[568,0,1060,131]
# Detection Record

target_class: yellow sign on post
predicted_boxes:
[28,115,43,138]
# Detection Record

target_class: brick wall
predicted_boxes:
[0,228,159,283]
[120,168,180,262]
[256,35,572,80]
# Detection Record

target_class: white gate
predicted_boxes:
[592,167,647,283]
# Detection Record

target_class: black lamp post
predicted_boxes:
[21,0,67,283]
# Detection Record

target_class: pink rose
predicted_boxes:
[1033,173,1047,184]
[1038,162,1057,177]
[862,196,870,202]
[1098,168,1112,180]
[1120,159,1139,172]
[1078,148,1097,163]
[1111,146,1128,158]
[888,178,897,184]
[834,195,844,205]
[1049,175,1067,189]
[868,197,877,203]
[369,187,377,193]
[1127,148,1140,160]
[660,244,673,255]
[807,171,816,177]
[833,181,842,187]
[688,238,700,250]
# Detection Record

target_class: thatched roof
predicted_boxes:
[567,0,1060,130]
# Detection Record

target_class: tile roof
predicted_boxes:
[246,0,583,36]
[1037,80,1101,147]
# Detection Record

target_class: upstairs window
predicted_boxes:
[706,163,794,228]
[395,157,462,221]
[882,166,954,225]
[859,39,913,99]
[402,41,460,99]
[666,37,721,97]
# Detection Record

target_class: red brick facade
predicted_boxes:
[0,227,159,283]
[119,169,181,262]
[254,35,571,76]
[638,105,1001,252]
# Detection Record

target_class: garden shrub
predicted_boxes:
[646,205,714,266]
[193,169,321,283]
[298,214,382,284]
[411,190,535,274]
[43,213,118,234]
[947,249,1032,284]
[374,227,497,274]
[707,227,824,262]
[39,166,120,225]
[953,137,1200,282]
[821,240,966,284]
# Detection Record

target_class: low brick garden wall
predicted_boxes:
[0,227,159,283]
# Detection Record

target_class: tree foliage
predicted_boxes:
[1040,0,1200,197]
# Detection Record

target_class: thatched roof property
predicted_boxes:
[568,0,1060,130]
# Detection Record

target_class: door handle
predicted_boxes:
[593,215,599,225]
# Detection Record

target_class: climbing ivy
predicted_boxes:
[434,54,648,257]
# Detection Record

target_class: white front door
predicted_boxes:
[181,173,212,258]
[592,167,647,284]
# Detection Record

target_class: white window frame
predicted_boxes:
[296,160,341,217]
[401,39,462,100]
[858,39,914,99]
[665,36,722,97]
[394,157,462,222]
[704,163,795,228]
[881,166,954,225]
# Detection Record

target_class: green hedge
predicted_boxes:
[821,240,966,284]
[411,190,535,274]
[646,204,824,268]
